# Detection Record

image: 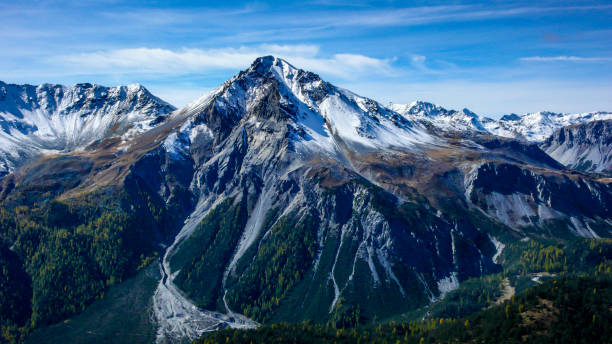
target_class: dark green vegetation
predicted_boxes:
[0,175,185,343]
[225,210,319,322]
[422,274,504,319]
[0,245,32,335]
[171,197,249,310]
[503,238,612,275]
[195,274,612,344]
[193,236,612,343]
[25,263,160,344]
[171,196,321,322]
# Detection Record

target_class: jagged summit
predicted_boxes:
[500,113,520,121]
[391,101,485,132]
[250,55,300,76]
[485,110,612,141]
[172,56,435,165]
[0,80,175,177]
[390,99,612,143]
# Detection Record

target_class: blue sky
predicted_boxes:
[1,0,611,117]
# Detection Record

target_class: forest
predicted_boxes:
[0,177,183,343]
[195,274,612,344]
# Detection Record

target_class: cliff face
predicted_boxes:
[540,120,612,173]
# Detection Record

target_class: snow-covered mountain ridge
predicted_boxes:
[483,110,612,142]
[392,100,612,173]
[391,101,485,132]
[0,81,175,177]
[392,100,612,142]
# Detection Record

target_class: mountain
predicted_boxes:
[392,102,612,173]
[147,57,609,339]
[0,81,175,178]
[391,101,486,132]
[540,120,612,173]
[483,111,612,142]
[0,57,611,344]
[391,101,612,143]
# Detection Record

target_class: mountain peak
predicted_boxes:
[250,55,277,73]
[391,101,445,117]
[0,80,175,176]
[500,113,521,121]
[249,56,297,78]
[461,108,478,118]
[127,82,146,92]
[175,57,434,160]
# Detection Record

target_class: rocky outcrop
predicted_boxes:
[540,120,612,173]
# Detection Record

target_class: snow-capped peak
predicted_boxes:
[0,80,175,177]
[391,101,446,118]
[499,113,521,121]
[168,56,438,168]
[486,110,612,142]
[390,99,612,144]
[244,56,436,151]
[391,101,485,132]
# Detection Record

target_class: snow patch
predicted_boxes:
[489,236,505,264]
[437,272,459,297]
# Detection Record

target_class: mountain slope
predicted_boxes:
[0,81,175,178]
[540,120,612,173]
[195,274,612,344]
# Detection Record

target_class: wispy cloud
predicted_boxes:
[54,45,395,79]
[260,4,612,30]
[2,1,612,112]
[519,56,612,62]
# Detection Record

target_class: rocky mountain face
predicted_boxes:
[540,120,612,173]
[0,57,611,343]
[0,81,175,178]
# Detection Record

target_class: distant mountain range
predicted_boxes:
[392,100,612,142]
[0,57,611,344]
[391,101,612,173]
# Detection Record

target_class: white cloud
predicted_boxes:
[519,56,612,62]
[55,45,394,79]
[299,4,612,29]
[410,55,427,70]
